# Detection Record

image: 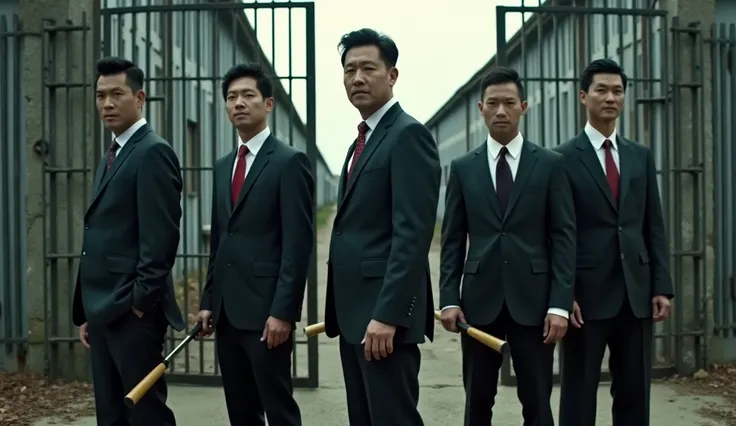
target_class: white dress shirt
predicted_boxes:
[442,132,569,320]
[584,121,620,174]
[111,117,147,157]
[348,97,399,167]
[232,126,271,180]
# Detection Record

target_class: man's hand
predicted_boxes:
[543,313,568,344]
[79,322,90,349]
[362,320,396,361]
[571,301,584,328]
[652,295,671,322]
[261,316,291,349]
[196,310,213,339]
[132,307,144,318]
[440,307,466,333]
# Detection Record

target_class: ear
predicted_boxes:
[578,89,587,105]
[520,100,528,115]
[388,67,399,87]
[265,96,274,112]
[477,101,483,113]
[135,89,146,109]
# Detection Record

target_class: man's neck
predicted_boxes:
[238,123,267,143]
[490,129,519,146]
[112,116,142,136]
[359,96,393,120]
[588,118,616,138]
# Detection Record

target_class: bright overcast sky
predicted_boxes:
[245,0,529,173]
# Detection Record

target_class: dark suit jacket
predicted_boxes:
[324,102,441,345]
[72,123,185,331]
[553,132,674,321]
[439,140,576,327]
[200,135,315,331]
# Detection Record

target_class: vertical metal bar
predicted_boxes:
[305,2,318,389]
[521,7,529,138]
[693,22,706,369]
[0,15,12,355]
[210,7,220,377]
[617,14,625,136]
[81,10,90,377]
[632,12,639,141]
[270,4,277,138]
[195,6,205,377]
[64,17,75,377]
[670,16,684,374]
[712,24,723,339]
[553,15,561,148]
[496,6,508,66]
[729,24,736,336]
[180,6,190,374]
[13,14,27,363]
[660,15,673,361]
[537,9,545,147]
[288,7,294,148]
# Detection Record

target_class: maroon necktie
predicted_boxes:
[496,146,513,213]
[106,140,120,170]
[347,121,369,180]
[603,139,619,202]
[231,145,249,205]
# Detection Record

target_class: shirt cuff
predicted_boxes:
[547,307,569,319]
[441,305,461,312]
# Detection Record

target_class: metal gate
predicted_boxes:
[494,1,709,386]
[40,0,319,388]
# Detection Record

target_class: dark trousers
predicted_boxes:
[559,301,653,426]
[215,312,301,426]
[88,309,175,426]
[462,304,555,426]
[339,337,424,426]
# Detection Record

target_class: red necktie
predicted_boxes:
[347,121,369,180]
[106,140,120,170]
[603,139,619,202]
[231,145,249,205]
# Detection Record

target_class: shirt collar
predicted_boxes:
[487,132,524,160]
[113,118,147,148]
[364,97,399,133]
[237,126,271,156]
[584,122,618,150]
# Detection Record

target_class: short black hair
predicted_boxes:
[221,62,274,100]
[479,66,525,100]
[337,28,399,68]
[581,59,628,92]
[95,56,144,92]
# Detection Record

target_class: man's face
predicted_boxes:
[95,72,144,133]
[580,73,625,122]
[342,45,397,114]
[225,76,273,129]
[478,82,527,136]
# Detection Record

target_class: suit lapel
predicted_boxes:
[338,103,402,214]
[617,136,632,207]
[474,143,502,220]
[575,132,617,211]
[220,151,236,216]
[337,141,356,206]
[85,124,151,217]
[231,136,275,215]
[90,155,107,201]
[503,140,538,221]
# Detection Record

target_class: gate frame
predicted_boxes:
[41,0,319,389]
[493,3,708,387]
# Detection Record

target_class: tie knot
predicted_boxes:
[358,121,368,134]
[109,140,120,152]
[603,139,613,149]
[237,144,249,158]
[499,146,509,158]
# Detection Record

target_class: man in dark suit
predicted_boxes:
[323,28,441,426]
[72,57,184,425]
[195,63,314,426]
[555,59,674,426]
[439,67,576,426]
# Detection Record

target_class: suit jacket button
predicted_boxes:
[620,254,625,260]
[229,232,233,236]
[84,226,90,230]
[226,263,232,267]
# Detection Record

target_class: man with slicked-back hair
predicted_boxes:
[323,28,441,426]
[73,56,184,425]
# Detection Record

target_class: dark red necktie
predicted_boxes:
[496,146,513,213]
[603,139,619,201]
[106,140,120,170]
[231,145,249,204]
[347,121,369,180]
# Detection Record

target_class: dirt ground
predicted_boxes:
[1,206,733,425]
